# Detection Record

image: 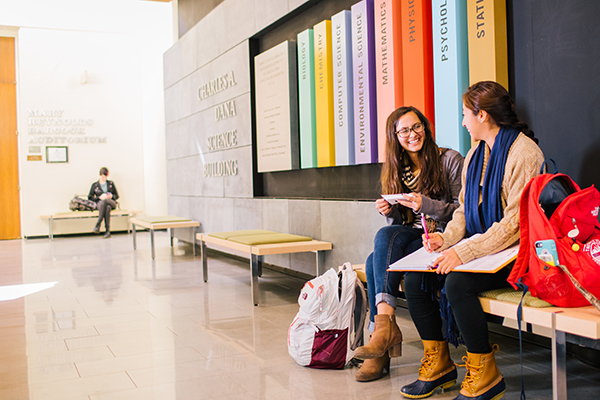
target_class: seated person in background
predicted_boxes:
[400,81,544,400]
[88,167,119,238]
[354,106,464,382]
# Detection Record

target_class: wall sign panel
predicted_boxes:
[254,40,299,173]
[331,10,355,167]
[432,0,470,155]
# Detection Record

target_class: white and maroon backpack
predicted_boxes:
[288,263,366,369]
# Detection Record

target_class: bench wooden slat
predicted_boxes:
[41,210,137,220]
[198,232,333,306]
[200,234,330,256]
[131,217,199,260]
[130,218,199,230]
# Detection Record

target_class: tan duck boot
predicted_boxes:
[354,314,403,360]
[400,340,457,398]
[455,343,506,400]
[355,352,390,382]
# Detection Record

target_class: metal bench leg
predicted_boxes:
[169,228,173,247]
[201,240,208,282]
[192,226,196,257]
[132,223,137,250]
[315,250,324,277]
[150,228,156,260]
[552,312,567,400]
[251,254,260,306]
[257,255,263,277]
[49,217,54,240]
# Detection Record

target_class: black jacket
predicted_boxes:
[88,180,119,203]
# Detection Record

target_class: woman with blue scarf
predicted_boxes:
[354,106,464,382]
[400,82,544,400]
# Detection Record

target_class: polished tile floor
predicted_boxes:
[1,232,599,399]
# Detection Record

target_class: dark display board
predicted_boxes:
[188,0,600,200]
[252,0,381,200]
[509,0,600,189]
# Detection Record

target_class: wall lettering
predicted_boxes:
[439,0,449,62]
[203,159,238,177]
[207,129,238,151]
[215,100,237,121]
[198,70,237,100]
[26,110,105,143]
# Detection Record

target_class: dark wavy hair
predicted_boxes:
[380,106,447,199]
[99,167,109,176]
[462,81,537,143]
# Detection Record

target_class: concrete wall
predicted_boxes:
[0,0,173,237]
[163,0,386,274]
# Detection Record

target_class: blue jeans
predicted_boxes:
[365,224,423,330]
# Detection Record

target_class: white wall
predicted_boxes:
[0,0,173,237]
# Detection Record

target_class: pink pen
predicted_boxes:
[421,213,430,250]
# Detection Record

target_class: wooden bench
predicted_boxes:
[197,230,332,306]
[41,210,138,239]
[479,290,600,400]
[351,264,600,400]
[131,216,200,260]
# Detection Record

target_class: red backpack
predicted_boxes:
[508,172,600,307]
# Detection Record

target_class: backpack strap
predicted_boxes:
[516,284,529,400]
[350,276,367,350]
[540,158,558,174]
[508,178,535,288]
[555,263,600,312]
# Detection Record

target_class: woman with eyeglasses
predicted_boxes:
[398,81,544,400]
[354,106,464,382]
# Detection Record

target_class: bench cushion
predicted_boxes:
[136,216,191,224]
[227,233,313,245]
[479,288,554,308]
[208,230,276,240]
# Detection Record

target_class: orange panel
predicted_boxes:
[0,37,21,240]
[401,0,435,127]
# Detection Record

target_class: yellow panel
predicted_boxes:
[467,0,508,88]
[313,20,336,167]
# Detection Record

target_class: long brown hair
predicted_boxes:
[462,81,537,143]
[380,106,447,198]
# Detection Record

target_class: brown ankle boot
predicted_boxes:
[456,344,506,399]
[400,340,457,398]
[354,314,402,360]
[355,352,390,382]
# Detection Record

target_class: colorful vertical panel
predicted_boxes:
[466,0,508,88]
[352,0,378,164]
[401,0,435,126]
[297,29,318,169]
[374,0,403,163]
[432,0,470,155]
[314,20,336,168]
[332,10,355,166]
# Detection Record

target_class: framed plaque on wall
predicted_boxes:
[46,146,68,163]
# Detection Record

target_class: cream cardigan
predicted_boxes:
[438,133,545,264]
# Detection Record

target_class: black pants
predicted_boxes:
[96,199,117,230]
[404,267,512,354]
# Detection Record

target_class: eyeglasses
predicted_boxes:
[396,122,424,138]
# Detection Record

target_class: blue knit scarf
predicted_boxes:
[465,126,520,236]
[441,126,520,347]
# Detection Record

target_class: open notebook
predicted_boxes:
[388,237,519,273]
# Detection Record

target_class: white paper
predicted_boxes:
[389,238,519,273]
[382,193,411,205]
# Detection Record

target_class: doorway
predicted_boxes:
[0,36,21,240]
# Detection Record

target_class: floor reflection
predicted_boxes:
[0,232,598,399]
